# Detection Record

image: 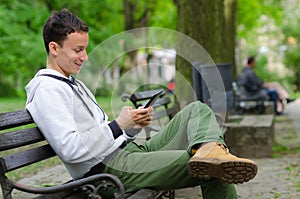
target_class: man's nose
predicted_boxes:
[81,50,88,61]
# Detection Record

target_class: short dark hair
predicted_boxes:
[247,56,255,65]
[42,9,89,53]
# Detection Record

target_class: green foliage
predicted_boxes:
[0,1,48,97]
[238,0,283,38]
[148,0,177,29]
[282,0,300,39]
[237,0,300,91]
[0,0,177,97]
[281,0,300,90]
[284,46,300,74]
[0,82,17,97]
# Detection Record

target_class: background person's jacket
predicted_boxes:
[239,67,264,96]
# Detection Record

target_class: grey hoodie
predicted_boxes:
[25,69,128,179]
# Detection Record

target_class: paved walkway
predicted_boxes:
[234,99,300,199]
[285,99,300,143]
[2,100,300,198]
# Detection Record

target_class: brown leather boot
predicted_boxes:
[187,142,258,184]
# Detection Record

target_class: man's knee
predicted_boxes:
[187,101,207,109]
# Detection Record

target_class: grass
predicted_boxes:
[0,97,27,112]
[285,164,300,192]
[290,91,300,99]
[0,95,128,118]
[272,114,300,156]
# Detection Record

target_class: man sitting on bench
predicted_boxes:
[239,56,294,115]
[25,9,258,199]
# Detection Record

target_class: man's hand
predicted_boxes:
[115,106,153,130]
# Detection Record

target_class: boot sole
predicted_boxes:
[187,158,258,184]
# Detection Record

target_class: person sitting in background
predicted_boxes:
[239,56,294,115]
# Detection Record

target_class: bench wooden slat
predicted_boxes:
[1,144,56,172]
[151,97,171,108]
[130,89,166,102]
[0,109,33,130]
[138,97,171,108]
[0,127,45,151]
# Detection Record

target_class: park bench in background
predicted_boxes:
[121,88,177,198]
[121,88,177,141]
[232,82,274,115]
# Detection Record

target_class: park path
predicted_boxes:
[2,100,300,199]
[235,99,300,199]
[285,99,300,143]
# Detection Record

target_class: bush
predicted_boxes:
[0,82,17,97]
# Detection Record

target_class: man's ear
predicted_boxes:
[49,42,59,56]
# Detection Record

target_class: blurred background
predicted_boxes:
[1,0,300,110]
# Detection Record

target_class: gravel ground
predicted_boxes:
[2,100,300,199]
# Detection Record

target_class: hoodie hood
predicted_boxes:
[25,69,72,105]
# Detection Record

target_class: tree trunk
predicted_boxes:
[123,0,149,74]
[175,0,236,107]
[224,0,237,79]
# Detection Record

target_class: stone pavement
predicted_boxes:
[2,99,300,199]
[285,99,300,143]
[234,99,300,199]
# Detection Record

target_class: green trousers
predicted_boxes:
[104,101,237,199]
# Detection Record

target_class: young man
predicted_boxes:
[25,9,257,198]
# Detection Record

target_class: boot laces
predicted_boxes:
[217,143,229,154]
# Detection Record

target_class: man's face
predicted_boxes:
[51,31,89,77]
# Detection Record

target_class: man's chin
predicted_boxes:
[73,69,81,75]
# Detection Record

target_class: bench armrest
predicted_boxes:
[10,173,125,199]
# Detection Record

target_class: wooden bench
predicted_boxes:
[0,109,125,199]
[0,92,177,199]
[232,82,271,114]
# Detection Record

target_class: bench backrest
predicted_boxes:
[0,110,55,174]
[124,89,176,121]
[0,110,126,199]
[121,89,177,141]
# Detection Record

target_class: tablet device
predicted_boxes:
[144,89,164,108]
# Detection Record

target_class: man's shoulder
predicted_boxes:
[26,74,73,96]
[242,67,255,75]
[242,67,252,71]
